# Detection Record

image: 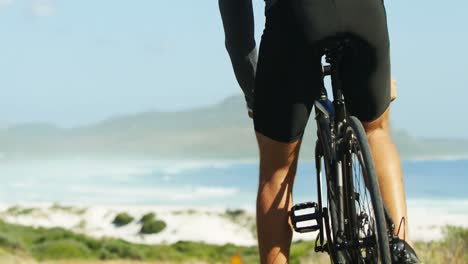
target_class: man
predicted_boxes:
[218,0,419,263]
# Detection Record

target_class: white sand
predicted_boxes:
[0,204,257,246]
[406,199,468,241]
[1,200,467,246]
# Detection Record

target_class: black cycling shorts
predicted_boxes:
[254,0,391,143]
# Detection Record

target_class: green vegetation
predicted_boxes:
[223,209,257,239]
[75,220,87,230]
[225,209,245,218]
[33,240,92,260]
[413,226,468,264]
[140,220,166,235]
[3,204,86,218]
[0,219,466,263]
[139,213,166,235]
[0,220,259,262]
[5,206,37,216]
[139,213,156,223]
[289,240,321,264]
[50,203,87,215]
[0,233,24,252]
[112,213,134,227]
[172,209,197,215]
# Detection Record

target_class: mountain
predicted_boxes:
[1,95,467,160]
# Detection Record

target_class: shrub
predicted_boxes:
[140,219,166,234]
[139,212,155,224]
[112,213,134,227]
[225,209,245,218]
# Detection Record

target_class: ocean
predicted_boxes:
[1,158,467,210]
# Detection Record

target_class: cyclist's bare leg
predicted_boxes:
[362,106,410,243]
[255,132,301,264]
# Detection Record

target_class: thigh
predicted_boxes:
[254,0,323,143]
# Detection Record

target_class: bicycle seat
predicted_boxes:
[321,35,354,62]
[319,33,378,76]
[323,37,352,53]
[319,34,363,75]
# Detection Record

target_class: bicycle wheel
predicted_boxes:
[342,116,391,263]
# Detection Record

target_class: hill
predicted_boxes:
[1,95,467,160]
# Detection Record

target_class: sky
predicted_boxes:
[0,0,467,138]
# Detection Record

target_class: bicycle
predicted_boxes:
[289,36,403,264]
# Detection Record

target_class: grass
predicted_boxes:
[0,219,466,263]
[0,220,260,263]
[412,226,468,264]
[0,232,25,252]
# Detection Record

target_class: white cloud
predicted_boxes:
[31,0,56,17]
[0,0,14,9]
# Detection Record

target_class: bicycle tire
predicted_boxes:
[341,116,391,263]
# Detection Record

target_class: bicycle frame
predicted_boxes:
[313,52,397,259]
[290,38,397,263]
[314,57,348,250]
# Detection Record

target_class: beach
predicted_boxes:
[1,200,467,246]
[1,158,467,246]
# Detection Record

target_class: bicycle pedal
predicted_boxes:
[291,202,321,233]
